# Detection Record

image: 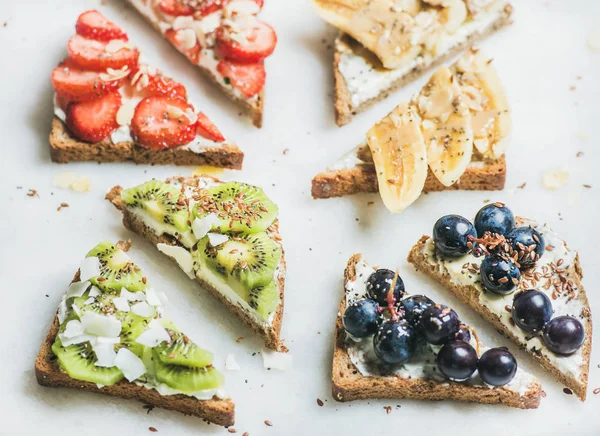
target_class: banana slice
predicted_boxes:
[415,66,474,187]
[423,0,467,33]
[312,0,421,69]
[366,103,428,213]
[453,49,511,159]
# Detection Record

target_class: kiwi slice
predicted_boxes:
[193,181,278,233]
[118,314,148,358]
[52,339,124,386]
[121,180,191,235]
[249,280,280,321]
[153,349,224,394]
[196,232,281,294]
[154,330,213,368]
[86,241,145,293]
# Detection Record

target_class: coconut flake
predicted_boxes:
[207,233,229,246]
[88,286,101,298]
[120,288,146,301]
[175,28,198,50]
[145,288,162,306]
[79,257,101,281]
[57,297,68,324]
[114,348,147,381]
[192,214,220,239]
[53,172,78,189]
[225,354,241,371]
[66,281,89,299]
[81,312,121,338]
[70,176,91,193]
[58,333,97,347]
[93,342,117,368]
[542,170,569,190]
[262,349,293,371]
[156,244,195,279]
[62,320,85,338]
[112,297,130,312]
[131,301,155,318]
[135,319,170,347]
[172,15,195,30]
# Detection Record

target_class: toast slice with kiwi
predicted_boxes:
[106,176,286,352]
[329,1,513,126]
[407,215,592,400]
[35,240,234,427]
[333,254,542,409]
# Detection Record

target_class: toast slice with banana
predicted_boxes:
[312,48,509,212]
[312,0,513,125]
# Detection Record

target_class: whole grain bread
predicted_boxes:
[35,262,235,427]
[106,176,286,352]
[124,0,264,128]
[407,223,592,401]
[333,4,514,126]
[50,117,244,168]
[332,254,542,409]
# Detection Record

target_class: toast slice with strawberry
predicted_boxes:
[124,0,277,128]
[50,10,243,168]
[36,240,234,426]
[333,254,542,409]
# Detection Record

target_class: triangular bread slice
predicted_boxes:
[125,0,271,128]
[106,176,286,352]
[35,241,234,426]
[407,218,592,400]
[330,1,513,125]
[334,254,542,409]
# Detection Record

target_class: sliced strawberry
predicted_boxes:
[54,93,71,112]
[196,0,230,16]
[196,112,225,142]
[65,92,121,142]
[158,0,195,16]
[216,17,276,63]
[67,34,139,71]
[51,61,124,102]
[75,10,128,41]
[164,29,201,64]
[131,96,197,149]
[217,60,265,98]
[253,0,264,8]
[146,75,187,99]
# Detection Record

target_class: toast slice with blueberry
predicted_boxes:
[314,0,513,126]
[35,240,234,427]
[124,0,278,128]
[407,205,592,400]
[106,175,286,352]
[334,254,542,409]
[50,10,243,167]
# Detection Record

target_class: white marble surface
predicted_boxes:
[1,0,599,434]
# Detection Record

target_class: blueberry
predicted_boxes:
[419,304,460,345]
[505,226,545,267]
[477,348,517,386]
[342,299,380,338]
[511,289,553,334]
[399,295,434,325]
[373,320,417,365]
[433,215,477,258]
[437,341,478,381]
[474,203,515,236]
[480,254,521,295]
[454,324,472,343]
[366,269,405,306]
[543,316,585,355]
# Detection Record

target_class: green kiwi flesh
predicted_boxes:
[193,181,278,233]
[153,349,224,394]
[249,280,280,321]
[154,330,214,368]
[86,241,145,292]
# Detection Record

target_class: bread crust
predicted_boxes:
[332,254,542,409]
[407,226,592,401]
[333,4,514,126]
[35,276,235,426]
[106,176,286,352]
[124,0,264,128]
[312,155,506,199]
[49,117,244,168]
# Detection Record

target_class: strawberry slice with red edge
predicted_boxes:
[158,0,195,16]
[51,60,125,102]
[196,112,225,142]
[196,0,230,16]
[68,34,139,71]
[75,10,128,41]
[217,60,265,98]
[216,17,276,63]
[131,96,197,150]
[165,29,201,64]
[130,66,188,100]
[65,92,121,142]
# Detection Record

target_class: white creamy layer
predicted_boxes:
[344,260,537,396]
[418,220,585,382]
[337,0,508,109]
[136,381,228,400]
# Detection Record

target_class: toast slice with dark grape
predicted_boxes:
[106,175,286,352]
[407,203,592,400]
[333,254,542,409]
[35,240,234,426]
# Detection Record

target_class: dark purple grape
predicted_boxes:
[419,304,460,345]
[433,215,477,258]
[342,299,380,338]
[543,316,585,355]
[511,289,553,334]
[477,348,517,386]
[506,226,545,267]
[474,203,515,236]
[366,269,405,306]
[373,320,417,365]
[399,295,434,325]
[454,324,472,343]
[437,341,478,381]
[480,254,520,295]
